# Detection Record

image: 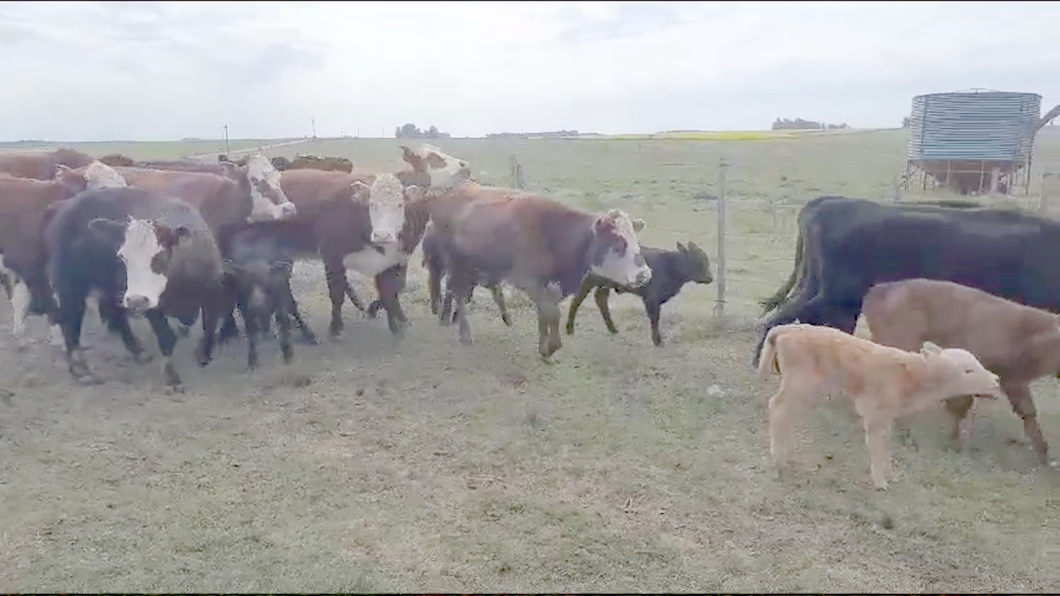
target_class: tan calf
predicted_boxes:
[758,323,1003,489]
[863,278,1060,466]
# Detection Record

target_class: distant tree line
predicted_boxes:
[486,130,580,139]
[772,117,849,131]
[394,123,451,139]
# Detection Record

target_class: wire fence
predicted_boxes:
[502,147,1060,325]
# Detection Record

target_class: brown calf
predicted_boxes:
[0,148,96,181]
[758,323,1003,489]
[863,278,1060,466]
[425,182,652,358]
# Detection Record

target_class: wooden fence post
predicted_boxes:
[714,159,727,321]
[509,154,525,189]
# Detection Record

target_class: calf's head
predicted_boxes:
[676,240,713,285]
[88,217,191,311]
[400,144,472,189]
[921,341,1003,400]
[352,173,424,244]
[588,209,652,287]
[243,153,297,221]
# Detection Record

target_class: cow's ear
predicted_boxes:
[87,218,127,245]
[351,180,371,201]
[54,164,73,177]
[920,341,943,356]
[404,184,425,201]
[219,161,240,178]
[676,242,687,253]
[399,145,418,165]
[631,218,646,233]
[156,225,191,249]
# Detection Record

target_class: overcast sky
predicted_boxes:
[2,1,1058,141]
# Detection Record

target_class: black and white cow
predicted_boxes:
[44,187,226,391]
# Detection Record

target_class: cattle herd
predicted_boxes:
[0,146,1057,491]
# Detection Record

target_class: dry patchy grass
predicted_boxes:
[0,130,1057,592]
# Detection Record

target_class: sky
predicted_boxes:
[2,1,1059,141]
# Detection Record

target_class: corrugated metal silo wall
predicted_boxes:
[907,91,1042,162]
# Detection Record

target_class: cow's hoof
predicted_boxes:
[502,315,512,327]
[164,384,185,395]
[458,333,473,346]
[565,323,575,335]
[300,334,320,346]
[74,373,104,386]
[132,351,153,364]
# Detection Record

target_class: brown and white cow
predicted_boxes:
[0,148,96,181]
[424,182,652,358]
[0,168,104,343]
[117,153,296,230]
[262,143,471,339]
[863,278,1060,466]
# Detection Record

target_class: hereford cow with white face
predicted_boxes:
[46,187,225,391]
[242,153,297,221]
[426,182,652,358]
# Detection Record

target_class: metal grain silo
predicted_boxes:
[904,89,1043,195]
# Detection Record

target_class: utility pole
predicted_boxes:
[223,124,230,155]
[311,117,316,140]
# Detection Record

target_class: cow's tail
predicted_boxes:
[757,327,783,380]
[759,230,804,313]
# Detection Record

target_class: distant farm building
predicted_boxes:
[903,89,1060,195]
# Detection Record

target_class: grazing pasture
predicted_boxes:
[0,129,1057,592]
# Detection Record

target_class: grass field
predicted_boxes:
[0,129,1058,591]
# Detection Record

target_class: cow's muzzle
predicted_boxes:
[124,295,152,312]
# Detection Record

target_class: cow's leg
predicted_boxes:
[943,395,975,451]
[427,262,443,316]
[448,261,475,345]
[273,294,294,364]
[345,280,369,313]
[767,387,798,480]
[526,283,563,358]
[490,285,511,326]
[593,287,619,334]
[8,277,33,349]
[196,292,222,368]
[241,299,260,371]
[440,272,457,326]
[107,300,152,364]
[145,309,182,392]
[323,259,347,339]
[645,300,664,346]
[375,266,407,338]
[284,290,318,345]
[863,418,895,490]
[218,309,241,344]
[565,278,595,336]
[57,286,101,385]
[1002,383,1051,465]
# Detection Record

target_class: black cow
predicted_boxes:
[752,196,1060,465]
[566,241,713,346]
[215,219,320,370]
[759,196,985,315]
[44,187,226,391]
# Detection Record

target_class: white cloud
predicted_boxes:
[1,1,1058,140]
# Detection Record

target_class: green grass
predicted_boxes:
[0,128,1057,591]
